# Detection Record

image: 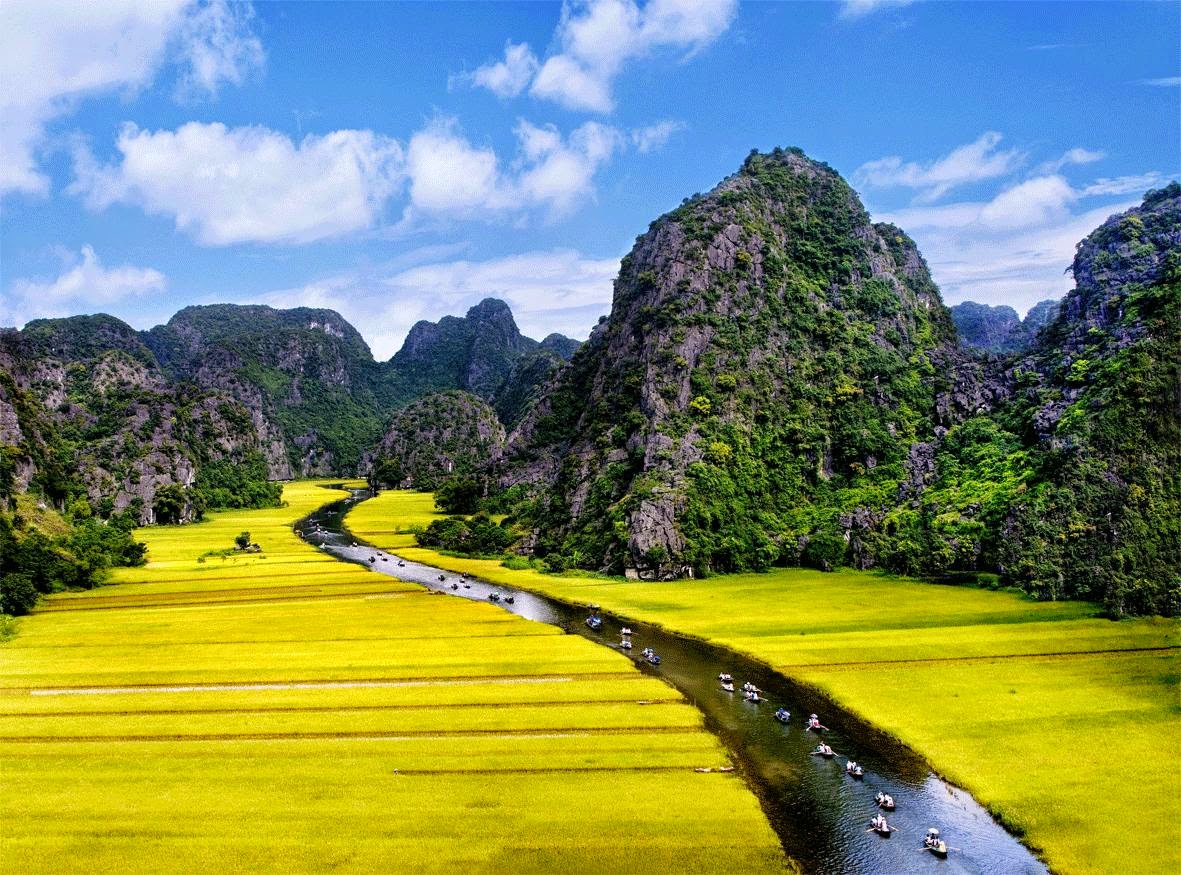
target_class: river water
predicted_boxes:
[298,490,1047,875]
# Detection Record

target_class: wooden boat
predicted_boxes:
[924,829,948,857]
[647,653,661,665]
[744,690,761,703]
[620,639,633,649]
[811,745,836,758]
[489,591,501,602]
[774,708,790,723]
[504,595,514,604]
[451,583,458,590]
[846,762,864,779]
[368,556,376,563]
[718,673,732,683]
[621,627,633,636]
[720,681,735,692]
[585,616,602,631]
[870,820,893,837]
[875,793,896,811]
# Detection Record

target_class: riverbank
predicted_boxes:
[0,482,786,874]
[346,489,1181,875]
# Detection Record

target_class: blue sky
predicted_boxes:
[2,0,1177,358]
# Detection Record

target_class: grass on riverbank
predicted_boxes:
[0,481,786,874]
[347,489,1181,875]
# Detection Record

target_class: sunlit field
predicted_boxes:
[0,482,786,874]
[347,489,1181,875]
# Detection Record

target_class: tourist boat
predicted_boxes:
[774,708,790,723]
[744,690,761,703]
[620,639,633,649]
[397,560,405,567]
[621,627,632,636]
[585,615,602,631]
[451,583,459,590]
[870,818,893,837]
[489,591,501,602]
[924,828,949,857]
[845,761,864,779]
[647,652,661,665]
[805,714,828,731]
[718,673,732,683]
[875,792,896,811]
[504,595,514,604]
[742,682,760,693]
[368,556,376,563]
[812,745,836,758]
[720,681,735,692]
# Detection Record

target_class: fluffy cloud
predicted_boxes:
[467,41,539,98]
[403,118,621,220]
[173,0,265,100]
[839,0,914,18]
[0,0,262,198]
[2,245,166,326]
[854,131,1025,203]
[877,174,1157,313]
[631,120,686,153]
[261,249,620,359]
[468,0,736,113]
[71,122,405,245]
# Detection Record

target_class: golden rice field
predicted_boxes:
[0,482,786,874]
[347,489,1181,875]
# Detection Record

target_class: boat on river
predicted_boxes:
[805,714,829,731]
[489,591,501,602]
[924,828,949,857]
[812,743,836,758]
[875,791,896,811]
[744,689,761,703]
[845,760,864,779]
[586,615,602,631]
[870,815,893,837]
[721,680,735,692]
[774,708,790,723]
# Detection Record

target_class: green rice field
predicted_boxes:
[347,489,1181,875]
[0,482,786,874]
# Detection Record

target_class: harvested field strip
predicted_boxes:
[773,644,1179,670]
[0,697,683,717]
[1,726,701,743]
[32,587,405,611]
[18,674,637,695]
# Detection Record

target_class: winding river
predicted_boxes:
[299,489,1047,875]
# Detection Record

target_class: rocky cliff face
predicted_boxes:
[390,298,579,406]
[502,148,960,576]
[0,318,275,523]
[366,390,506,490]
[145,304,390,477]
[982,183,1180,614]
[951,299,1060,353]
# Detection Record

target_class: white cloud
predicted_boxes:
[467,0,736,113]
[2,245,166,326]
[631,120,686,153]
[405,121,503,215]
[467,41,539,98]
[854,131,1024,203]
[1138,77,1181,87]
[840,0,914,20]
[1082,172,1169,196]
[0,0,263,198]
[173,0,265,100]
[261,249,620,358]
[70,114,631,241]
[70,122,405,245]
[403,118,621,221]
[876,173,1152,314]
[1036,146,1105,174]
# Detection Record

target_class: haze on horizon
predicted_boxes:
[1,0,1177,358]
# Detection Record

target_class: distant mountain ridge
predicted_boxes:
[950,299,1061,353]
[1,298,580,522]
